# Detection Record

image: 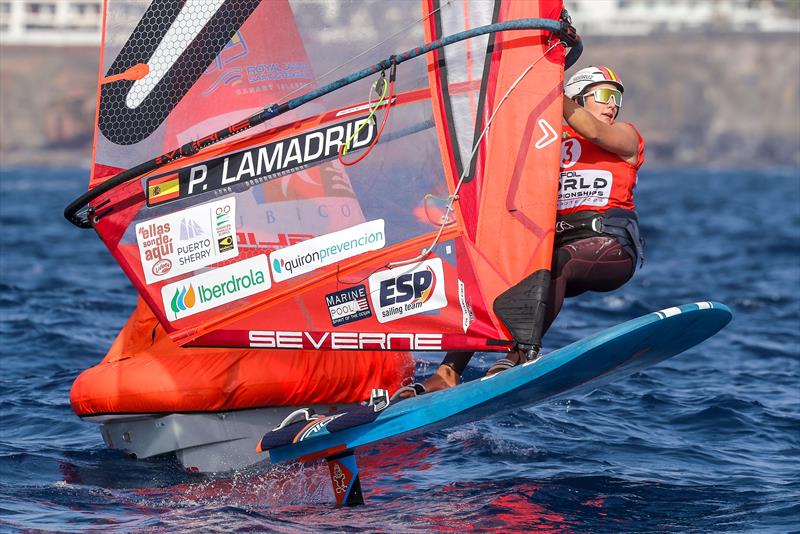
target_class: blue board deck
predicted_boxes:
[263,302,732,464]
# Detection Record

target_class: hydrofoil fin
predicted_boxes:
[327,450,364,506]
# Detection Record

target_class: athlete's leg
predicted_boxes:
[441,351,473,376]
[425,352,471,389]
[544,236,634,334]
[399,237,633,396]
[392,352,470,398]
[543,247,571,335]
[421,362,462,391]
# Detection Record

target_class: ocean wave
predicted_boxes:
[0,167,797,531]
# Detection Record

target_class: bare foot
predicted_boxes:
[485,349,526,377]
[394,365,460,400]
[421,364,460,392]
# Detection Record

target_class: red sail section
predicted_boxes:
[427,0,565,340]
[89,1,316,188]
[74,1,418,419]
[161,0,314,153]
[185,0,565,352]
[86,1,566,353]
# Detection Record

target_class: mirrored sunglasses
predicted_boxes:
[585,87,622,107]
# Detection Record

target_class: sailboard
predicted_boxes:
[256,302,731,505]
[61,0,730,498]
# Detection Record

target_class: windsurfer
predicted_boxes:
[394,66,645,398]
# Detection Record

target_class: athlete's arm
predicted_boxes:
[562,96,639,161]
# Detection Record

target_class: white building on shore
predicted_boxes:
[0,0,101,46]
[566,0,800,35]
[0,0,797,46]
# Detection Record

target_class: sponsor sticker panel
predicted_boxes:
[368,258,448,324]
[248,330,443,350]
[270,219,385,282]
[145,116,377,206]
[161,254,271,321]
[136,197,238,284]
[557,170,613,210]
[325,284,372,327]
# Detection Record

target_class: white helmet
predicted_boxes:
[565,66,624,99]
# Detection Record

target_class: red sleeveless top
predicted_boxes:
[557,123,645,215]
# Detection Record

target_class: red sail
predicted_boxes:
[87,0,565,352]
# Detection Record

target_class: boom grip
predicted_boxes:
[565,38,583,70]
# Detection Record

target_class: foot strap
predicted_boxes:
[486,346,542,376]
[390,382,426,401]
[365,388,391,412]
[486,358,517,376]
[272,407,318,431]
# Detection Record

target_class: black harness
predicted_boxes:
[555,208,645,267]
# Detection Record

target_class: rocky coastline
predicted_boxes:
[0,33,798,168]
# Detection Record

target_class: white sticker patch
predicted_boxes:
[656,306,682,319]
[558,170,613,210]
[368,259,448,323]
[458,279,474,333]
[335,97,395,117]
[270,219,385,282]
[161,254,271,321]
[136,197,238,284]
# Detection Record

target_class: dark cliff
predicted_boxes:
[578,33,800,168]
[1,46,98,166]
[0,33,798,168]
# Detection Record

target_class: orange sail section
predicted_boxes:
[71,298,413,416]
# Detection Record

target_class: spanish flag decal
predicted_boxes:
[147,173,180,205]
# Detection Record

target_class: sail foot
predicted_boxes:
[492,270,550,350]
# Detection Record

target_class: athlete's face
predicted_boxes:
[581,83,620,125]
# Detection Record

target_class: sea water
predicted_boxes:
[0,167,798,532]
